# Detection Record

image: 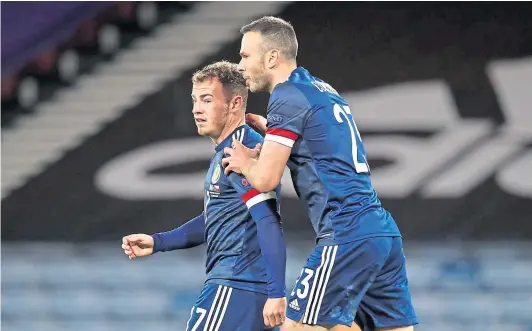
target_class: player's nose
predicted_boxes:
[192,103,203,114]
[237,59,245,73]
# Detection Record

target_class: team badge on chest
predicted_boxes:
[207,163,222,198]
[211,164,221,184]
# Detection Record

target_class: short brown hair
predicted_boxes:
[240,16,298,60]
[192,61,248,107]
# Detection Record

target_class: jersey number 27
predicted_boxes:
[333,104,369,173]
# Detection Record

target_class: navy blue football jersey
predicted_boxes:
[203,125,282,294]
[265,67,400,246]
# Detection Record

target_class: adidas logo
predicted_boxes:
[289,299,300,311]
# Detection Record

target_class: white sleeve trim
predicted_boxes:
[246,191,277,208]
[265,134,295,148]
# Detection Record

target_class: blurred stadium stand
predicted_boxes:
[2,2,532,331]
[2,242,532,331]
[1,2,177,123]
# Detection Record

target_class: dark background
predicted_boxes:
[3,2,532,242]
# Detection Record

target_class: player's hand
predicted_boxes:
[263,297,286,327]
[222,139,257,175]
[246,113,267,133]
[122,234,154,259]
[252,142,262,159]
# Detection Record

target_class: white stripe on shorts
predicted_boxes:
[200,285,232,331]
[203,285,228,331]
[302,245,338,324]
[213,287,232,331]
[202,285,222,331]
[207,286,227,331]
[312,245,338,324]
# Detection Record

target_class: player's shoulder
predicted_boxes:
[267,82,313,118]
[234,125,263,149]
[271,68,339,106]
[270,81,300,101]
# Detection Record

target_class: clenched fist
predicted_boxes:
[121,234,154,259]
[263,297,287,327]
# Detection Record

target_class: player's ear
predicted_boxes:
[229,94,243,113]
[266,49,280,69]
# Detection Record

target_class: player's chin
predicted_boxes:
[249,82,268,93]
[249,86,263,93]
[196,125,209,136]
[247,82,258,93]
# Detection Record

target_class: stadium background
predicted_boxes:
[2,2,532,331]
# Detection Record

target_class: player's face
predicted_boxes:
[191,79,229,139]
[238,32,272,93]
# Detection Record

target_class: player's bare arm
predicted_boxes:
[246,113,267,133]
[222,138,291,192]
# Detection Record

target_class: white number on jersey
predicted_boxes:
[291,268,315,299]
[186,307,207,331]
[333,104,369,173]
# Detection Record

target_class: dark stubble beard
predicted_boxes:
[252,61,273,93]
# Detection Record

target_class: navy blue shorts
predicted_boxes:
[286,237,418,329]
[186,283,278,331]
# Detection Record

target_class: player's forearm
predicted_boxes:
[152,213,206,253]
[243,140,290,192]
[256,214,287,298]
[243,158,281,193]
[247,199,287,298]
[243,159,271,192]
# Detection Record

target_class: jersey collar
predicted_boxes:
[215,124,248,152]
[288,66,309,82]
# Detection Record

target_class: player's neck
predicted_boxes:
[269,62,298,93]
[213,117,246,145]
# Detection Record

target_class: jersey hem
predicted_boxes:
[316,232,402,247]
[205,278,268,295]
